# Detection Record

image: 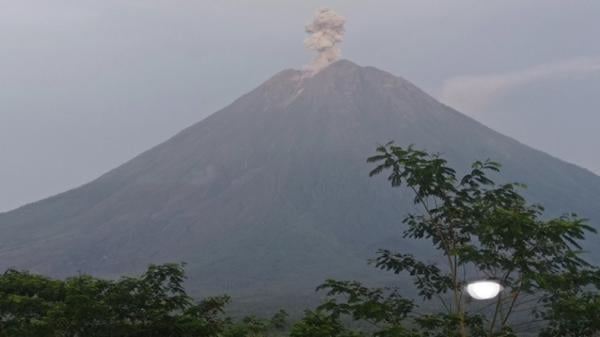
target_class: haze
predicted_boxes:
[2,0,599,212]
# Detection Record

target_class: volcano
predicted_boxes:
[1,60,599,309]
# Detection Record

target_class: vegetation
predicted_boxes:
[303,143,600,337]
[1,144,599,336]
[0,263,225,336]
[0,263,288,337]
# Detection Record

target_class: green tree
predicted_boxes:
[0,269,63,337]
[221,310,289,337]
[290,310,364,337]
[302,143,600,337]
[0,263,231,337]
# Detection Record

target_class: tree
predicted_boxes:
[0,269,63,337]
[0,263,296,337]
[0,264,231,337]
[221,310,290,337]
[303,143,600,337]
[290,310,363,337]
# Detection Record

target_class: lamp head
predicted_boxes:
[465,280,503,300]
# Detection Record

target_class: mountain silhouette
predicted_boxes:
[1,60,599,310]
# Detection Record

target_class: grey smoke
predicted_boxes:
[303,8,346,75]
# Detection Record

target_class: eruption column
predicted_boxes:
[304,8,346,76]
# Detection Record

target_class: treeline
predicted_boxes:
[0,263,291,337]
[0,263,370,337]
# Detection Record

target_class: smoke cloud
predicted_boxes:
[303,8,345,76]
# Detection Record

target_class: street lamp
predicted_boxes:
[465,280,503,300]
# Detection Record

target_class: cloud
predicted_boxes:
[440,58,600,114]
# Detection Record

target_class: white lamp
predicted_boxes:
[465,280,503,300]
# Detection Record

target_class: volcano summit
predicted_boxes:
[1,60,599,309]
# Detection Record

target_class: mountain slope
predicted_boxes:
[1,60,599,308]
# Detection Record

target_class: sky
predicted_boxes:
[1,0,599,212]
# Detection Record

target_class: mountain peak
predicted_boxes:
[1,60,599,312]
[314,59,401,82]
[263,59,423,102]
[320,58,361,71]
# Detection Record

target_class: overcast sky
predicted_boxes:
[1,0,599,212]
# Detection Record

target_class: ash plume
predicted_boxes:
[303,8,346,76]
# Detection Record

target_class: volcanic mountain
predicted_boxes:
[1,60,599,309]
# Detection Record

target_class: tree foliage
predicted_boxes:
[0,263,288,337]
[304,143,600,337]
